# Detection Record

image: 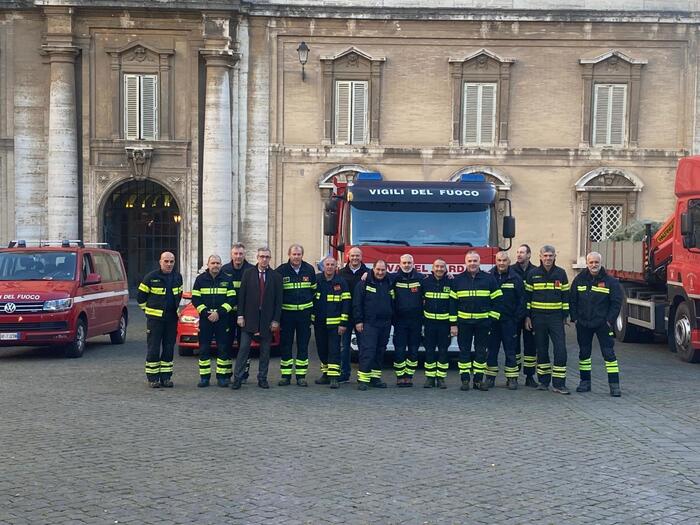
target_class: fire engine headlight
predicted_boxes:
[43,298,73,311]
[180,315,199,324]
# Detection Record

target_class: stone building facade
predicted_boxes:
[1,1,699,289]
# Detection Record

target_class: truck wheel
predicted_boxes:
[673,302,700,363]
[109,311,128,344]
[65,319,87,358]
[615,293,640,343]
[178,346,194,356]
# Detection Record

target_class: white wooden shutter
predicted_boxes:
[463,83,496,145]
[124,74,140,140]
[593,83,627,146]
[335,81,351,145]
[351,81,368,144]
[480,84,496,145]
[140,74,158,140]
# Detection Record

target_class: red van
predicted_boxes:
[0,241,129,357]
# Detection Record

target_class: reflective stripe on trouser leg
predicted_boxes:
[436,361,448,378]
[216,358,233,376]
[393,359,407,377]
[327,363,341,377]
[604,359,620,383]
[198,359,211,377]
[424,361,437,378]
[145,361,160,381]
[424,321,450,379]
[280,358,294,376]
[576,323,595,381]
[520,321,537,376]
[294,358,309,377]
[159,360,174,375]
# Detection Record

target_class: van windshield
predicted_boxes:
[0,252,77,281]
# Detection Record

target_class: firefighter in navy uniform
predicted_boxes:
[524,245,571,395]
[392,254,424,387]
[276,244,317,386]
[486,251,526,390]
[137,251,183,388]
[338,246,369,382]
[221,243,254,381]
[510,243,538,386]
[422,258,453,389]
[313,256,351,389]
[191,255,236,388]
[570,251,623,397]
[353,260,395,391]
[450,251,503,391]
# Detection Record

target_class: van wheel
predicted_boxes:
[110,312,128,344]
[673,302,700,363]
[65,319,87,358]
[178,346,194,356]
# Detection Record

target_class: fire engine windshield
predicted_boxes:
[350,203,491,247]
[0,252,77,281]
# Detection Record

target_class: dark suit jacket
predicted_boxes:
[237,265,283,335]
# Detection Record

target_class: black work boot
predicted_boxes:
[460,380,470,391]
[609,383,622,397]
[296,377,308,387]
[552,383,571,395]
[484,376,496,389]
[436,377,447,389]
[217,377,231,388]
[525,375,538,388]
[423,377,435,388]
[148,380,161,389]
[197,377,210,388]
[576,380,592,393]
[278,376,291,386]
[160,378,174,388]
[506,378,518,390]
[358,382,368,391]
[314,374,330,385]
[329,378,339,389]
[536,382,549,391]
[475,380,489,391]
[370,377,387,388]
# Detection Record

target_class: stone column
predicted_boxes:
[43,44,80,240]
[201,50,235,259]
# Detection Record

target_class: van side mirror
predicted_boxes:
[323,210,337,236]
[502,216,516,239]
[84,272,101,285]
[680,212,691,236]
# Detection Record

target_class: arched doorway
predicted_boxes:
[103,179,181,293]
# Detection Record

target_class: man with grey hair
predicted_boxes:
[391,253,424,386]
[276,243,317,386]
[570,251,623,397]
[524,245,571,394]
[191,254,236,388]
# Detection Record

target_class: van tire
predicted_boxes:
[65,319,87,358]
[110,311,128,344]
[178,346,194,356]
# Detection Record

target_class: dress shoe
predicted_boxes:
[315,374,330,385]
[484,376,496,388]
[576,380,591,393]
[506,378,518,390]
[148,381,161,389]
[217,378,231,388]
[160,379,174,388]
[231,379,242,390]
[460,380,470,391]
[258,379,270,389]
[552,385,571,395]
[358,382,369,391]
[525,375,539,388]
[609,383,622,397]
[278,377,291,386]
[436,377,447,389]
[296,377,308,387]
[197,377,210,388]
[329,378,339,389]
[423,377,435,388]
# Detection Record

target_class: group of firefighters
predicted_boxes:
[137,241,624,397]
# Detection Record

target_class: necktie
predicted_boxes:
[259,271,266,308]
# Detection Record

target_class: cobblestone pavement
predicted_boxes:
[1,305,699,524]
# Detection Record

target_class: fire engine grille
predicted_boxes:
[0,302,45,314]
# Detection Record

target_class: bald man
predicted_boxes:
[137,251,183,388]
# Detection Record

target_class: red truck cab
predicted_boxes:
[0,240,129,357]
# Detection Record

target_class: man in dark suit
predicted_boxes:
[232,246,283,389]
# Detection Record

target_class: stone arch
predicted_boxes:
[318,164,372,191]
[450,166,512,217]
[573,167,644,266]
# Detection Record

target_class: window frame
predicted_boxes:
[462,82,498,147]
[334,80,369,145]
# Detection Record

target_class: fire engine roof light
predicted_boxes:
[18,240,26,248]
[459,173,486,182]
[356,172,383,181]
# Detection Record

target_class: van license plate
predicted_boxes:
[0,333,19,340]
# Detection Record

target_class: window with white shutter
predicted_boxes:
[462,82,496,146]
[124,74,158,140]
[334,80,368,145]
[592,83,626,147]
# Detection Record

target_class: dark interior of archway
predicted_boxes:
[103,180,181,295]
